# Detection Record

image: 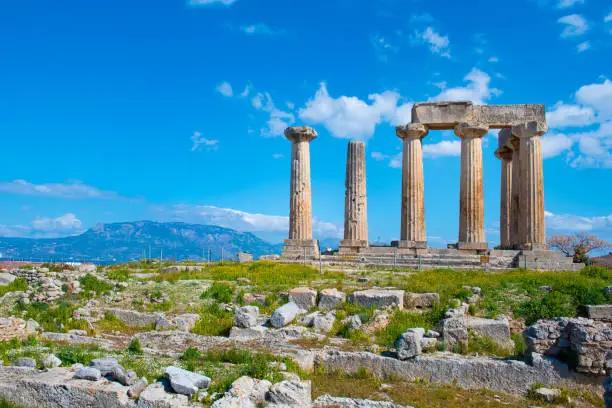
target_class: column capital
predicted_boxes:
[511,120,547,139]
[396,123,428,140]
[285,126,318,143]
[454,122,489,139]
[495,148,513,161]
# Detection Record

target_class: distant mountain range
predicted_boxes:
[0,221,284,263]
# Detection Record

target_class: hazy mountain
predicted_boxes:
[0,221,282,263]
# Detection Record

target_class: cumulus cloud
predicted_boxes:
[188,0,237,6]
[431,68,501,105]
[239,23,286,36]
[605,12,612,22]
[423,140,462,158]
[541,133,575,158]
[413,27,451,58]
[575,79,612,119]
[216,81,233,97]
[150,204,342,240]
[557,0,584,8]
[191,132,219,151]
[558,14,589,37]
[298,83,412,140]
[0,180,121,200]
[250,92,295,137]
[546,102,596,128]
[546,211,612,232]
[0,213,84,238]
[576,41,591,52]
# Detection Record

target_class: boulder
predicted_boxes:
[313,312,336,333]
[74,367,102,381]
[349,289,404,309]
[467,317,512,348]
[235,306,259,328]
[127,377,149,398]
[13,357,36,368]
[0,273,16,286]
[243,293,267,305]
[42,354,62,369]
[425,330,440,338]
[404,293,439,310]
[229,326,268,339]
[604,286,612,296]
[173,314,199,332]
[534,387,561,402]
[442,317,468,351]
[318,289,346,310]
[138,382,192,407]
[347,315,362,331]
[90,357,136,386]
[420,337,437,351]
[271,302,301,328]
[165,366,211,396]
[212,376,272,407]
[587,305,612,321]
[288,287,318,310]
[266,380,312,407]
[395,328,424,360]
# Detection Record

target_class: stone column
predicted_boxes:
[509,137,522,248]
[495,148,513,249]
[454,123,489,250]
[282,126,320,259]
[513,121,547,250]
[339,141,369,253]
[395,124,428,248]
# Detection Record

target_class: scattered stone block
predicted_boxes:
[395,328,424,360]
[74,367,101,381]
[271,302,301,328]
[0,273,16,286]
[139,382,191,407]
[42,354,61,369]
[13,357,36,368]
[467,317,512,348]
[404,292,439,310]
[349,289,404,309]
[534,387,561,402]
[539,285,552,292]
[243,293,267,305]
[127,377,148,398]
[442,317,468,351]
[587,305,612,320]
[165,366,211,396]
[212,376,272,407]
[313,312,336,333]
[318,288,346,310]
[266,380,312,407]
[604,286,612,296]
[313,395,414,407]
[425,330,440,338]
[235,306,259,328]
[229,326,268,339]
[347,315,362,331]
[420,337,437,351]
[289,287,318,310]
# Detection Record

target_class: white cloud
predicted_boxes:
[240,23,286,36]
[0,180,121,200]
[371,152,389,161]
[191,132,219,151]
[431,68,501,105]
[371,34,398,63]
[576,41,591,52]
[188,0,236,5]
[298,82,413,140]
[216,81,233,97]
[605,12,612,22]
[541,133,575,158]
[546,211,612,232]
[272,153,283,159]
[488,56,499,63]
[240,84,251,97]
[546,101,596,128]
[423,140,461,158]
[413,27,451,58]
[575,79,612,119]
[150,204,342,240]
[0,213,85,238]
[557,0,584,8]
[558,14,589,37]
[250,92,295,137]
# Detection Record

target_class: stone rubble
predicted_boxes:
[288,287,318,310]
[235,305,260,328]
[349,289,404,310]
[318,288,346,310]
[271,302,302,328]
[165,366,211,396]
[266,380,312,407]
[395,328,424,360]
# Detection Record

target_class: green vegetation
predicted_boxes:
[79,274,113,297]
[0,278,28,297]
[106,269,130,282]
[375,306,445,347]
[0,399,24,408]
[127,338,143,354]
[200,282,234,303]
[191,303,234,336]
[13,301,89,333]
[54,344,101,366]
[465,330,513,357]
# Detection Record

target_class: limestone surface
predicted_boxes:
[165,366,211,396]
[288,287,317,310]
[318,288,346,310]
[235,305,259,328]
[349,289,404,309]
[271,302,301,328]
[395,328,424,360]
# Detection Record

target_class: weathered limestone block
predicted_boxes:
[314,395,414,407]
[235,306,260,328]
[43,354,62,369]
[404,292,439,310]
[0,273,16,285]
[312,312,336,333]
[265,380,312,407]
[288,287,317,310]
[534,387,562,402]
[442,317,468,351]
[318,288,346,310]
[165,366,211,396]
[587,305,612,321]
[42,332,114,350]
[229,326,268,339]
[420,337,437,351]
[138,382,193,408]
[412,102,474,129]
[13,357,36,368]
[271,302,301,328]
[467,316,512,348]
[0,317,38,341]
[395,328,424,360]
[212,375,271,407]
[348,289,404,309]
[105,308,163,328]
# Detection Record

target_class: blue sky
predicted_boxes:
[0,0,611,247]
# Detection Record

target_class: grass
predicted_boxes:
[191,303,234,336]
[13,300,88,333]
[0,278,28,297]
[200,282,234,303]
[79,274,114,297]
[375,305,446,347]
[465,330,514,357]
[96,311,155,334]
[106,269,131,282]
[0,399,24,408]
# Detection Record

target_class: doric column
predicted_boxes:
[513,121,547,250]
[454,123,489,250]
[495,149,513,249]
[339,141,368,252]
[282,126,320,259]
[396,124,428,248]
[509,137,522,248]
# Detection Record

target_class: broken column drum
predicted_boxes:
[339,141,369,252]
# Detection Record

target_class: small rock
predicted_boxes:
[71,363,84,371]
[128,377,149,398]
[604,286,612,296]
[288,287,317,311]
[235,306,259,329]
[165,366,211,396]
[420,337,437,351]
[312,312,336,333]
[395,328,424,360]
[318,288,346,310]
[347,315,362,331]
[425,330,440,338]
[539,286,552,292]
[13,357,36,368]
[266,380,312,407]
[67,329,88,336]
[270,302,301,328]
[0,273,16,286]
[534,387,561,402]
[74,367,102,381]
[43,354,62,368]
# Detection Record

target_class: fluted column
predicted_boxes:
[454,123,489,250]
[396,124,428,248]
[282,126,320,259]
[510,137,522,248]
[495,148,513,248]
[513,121,547,250]
[339,141,368,252]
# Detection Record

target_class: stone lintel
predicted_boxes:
[411,102,546,130]
[456,242,488,250]
[391,240,428,249]
[284,126,318,143]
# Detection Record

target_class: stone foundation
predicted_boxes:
[282,239,320,260]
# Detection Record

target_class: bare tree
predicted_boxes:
[548,233,611,263]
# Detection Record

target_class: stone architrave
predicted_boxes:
[339,141,368,253]
[282,126,320,259]
[395,123,428,249]
[454,123,489,250]
[513,121,547,250]
[495,129,513,249]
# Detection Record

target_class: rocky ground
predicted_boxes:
[0,260,609,407]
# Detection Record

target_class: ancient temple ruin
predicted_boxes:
[281,101,576,270]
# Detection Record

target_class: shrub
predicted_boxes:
[79,274,113,296]
[191,303,234,336]
[14,301,79,333]
[200,282,234,303]
[107,269,130,282]
[515,292,576,325]
[55,345,100,366]
[127,338,143,354]
[0,278,28,297]
[580,265,610,280]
